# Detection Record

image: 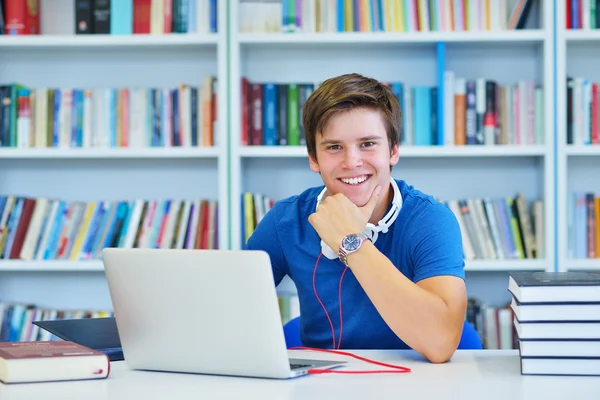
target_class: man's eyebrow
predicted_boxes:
[319,135,383,146]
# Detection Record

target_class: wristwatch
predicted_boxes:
[338,232,370,265]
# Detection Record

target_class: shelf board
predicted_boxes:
[0,259,546,273]
[238,30,546,45]
[0,34,218,49]
[564,30,600,41]
[564,259,600,270]
[238,145,547,158]
[0,260,104,272]
[0,147,220,159]
[565,145,600,156]
[464,259,548,272]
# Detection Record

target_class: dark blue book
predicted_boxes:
[509,271,600,304]
[33,318,123,362]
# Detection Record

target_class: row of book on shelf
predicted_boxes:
[0,196,219,262]
[566,0,600,30]
[241,76,544,148]
[568,191,600,259]
[0,294,295,345]
[0,303,114,343]
[0,0,217,36]
[239,0,535,33]
[509,271,600,376]
[566,76,600,146]
[0,78,217,149]
[241,192,544,260]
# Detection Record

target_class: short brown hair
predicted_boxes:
[302,73,401,161]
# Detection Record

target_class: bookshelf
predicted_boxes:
[556,0,600,272]
[0,0,229,310]
[0,33,219,48]
[229,1,555,308]
[0,1,559,314]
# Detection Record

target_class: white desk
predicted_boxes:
[1,350,599,399]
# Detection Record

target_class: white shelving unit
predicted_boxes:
[556,0,600,272]
[229,1,555,307]
[0,0,229,310]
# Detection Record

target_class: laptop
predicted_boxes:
[101,248,345,379]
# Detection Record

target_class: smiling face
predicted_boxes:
[308,107,399,224]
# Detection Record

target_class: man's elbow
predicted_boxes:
[422,334,460,364]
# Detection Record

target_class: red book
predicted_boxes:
[4,0,27,35]
[9,198,36,259]
[592,83,598,144]
[163,0,173,33]
[133,0,151,34]
[25,0,40,34]
[241,77,249,146]
[0,341,110,384]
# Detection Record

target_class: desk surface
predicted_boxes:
[1,350,599,400]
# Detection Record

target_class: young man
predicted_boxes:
[246,73,467,363]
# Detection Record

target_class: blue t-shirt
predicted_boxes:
[246,179,465,350]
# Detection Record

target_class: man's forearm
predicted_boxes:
[346,241,463,363]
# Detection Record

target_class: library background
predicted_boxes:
[0,0,594,351]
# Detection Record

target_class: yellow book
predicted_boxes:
[344,0,354,32]
[69,202,97,260]
[485,0,491,30]
[243,193,255,244]
[384,0,393,32]
[396,0,405,32]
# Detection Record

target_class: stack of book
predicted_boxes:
[508,271,600,376]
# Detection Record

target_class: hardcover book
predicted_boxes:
[509,271,600,303]
[0,341,110,384]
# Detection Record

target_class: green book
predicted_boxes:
[288,84,299,146]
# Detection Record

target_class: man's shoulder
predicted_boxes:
[397,179,454,222]
[398,179,443,208]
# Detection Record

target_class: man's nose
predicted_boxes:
[342,147,363,169]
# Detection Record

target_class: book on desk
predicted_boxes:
[508,271,600,376]
[0,341,110,384]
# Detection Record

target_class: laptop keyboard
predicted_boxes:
[290,363,312,370]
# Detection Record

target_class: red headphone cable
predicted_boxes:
[301,251,411,374]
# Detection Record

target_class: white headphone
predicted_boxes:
[317,178,403,260]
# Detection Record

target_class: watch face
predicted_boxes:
[342,235,362,252]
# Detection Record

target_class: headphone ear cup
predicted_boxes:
[321,240,339,260]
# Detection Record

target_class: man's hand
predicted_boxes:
[308,185,382,251]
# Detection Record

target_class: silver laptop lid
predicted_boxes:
[101,248,293,379]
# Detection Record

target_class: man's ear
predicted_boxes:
[390,144,399,166]
[309,153,320,173]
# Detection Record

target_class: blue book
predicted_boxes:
[53,90,61,147]
[337,0,344,32]
[44,201,67,260]
[436,42,445,145]
[188,0,197,33]
[413,87,432,146]
[263,84,277,146]
[110,0,133,34]
[209,0,217,32]
[90,202,114,258]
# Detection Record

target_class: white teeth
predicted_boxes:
[341,176,368,185]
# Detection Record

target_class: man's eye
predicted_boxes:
[327,145,341,150]
[362,141,375,147]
